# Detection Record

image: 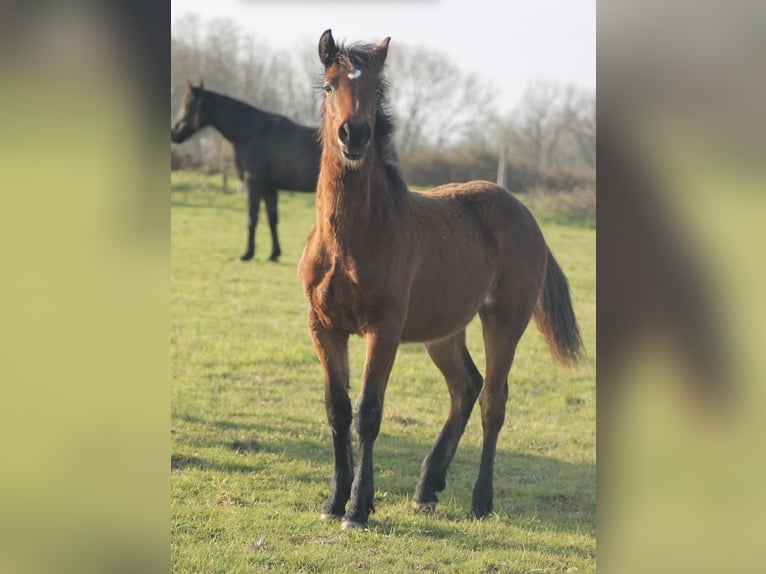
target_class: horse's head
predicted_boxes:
[171,80,208,144]
[318,29,390,165]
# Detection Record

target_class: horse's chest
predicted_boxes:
[307,262,362,334]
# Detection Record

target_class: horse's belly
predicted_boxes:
[400,271,492,342]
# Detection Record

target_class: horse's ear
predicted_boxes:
[187,80,193,92]
[319,29,337,67]
[374,37,391,67]
[199,78,204,89]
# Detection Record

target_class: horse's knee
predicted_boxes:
[355,396,382,440]
[326,391,352,431]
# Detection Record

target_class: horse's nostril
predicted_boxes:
[338,122,351,145]
[359,123,371,145]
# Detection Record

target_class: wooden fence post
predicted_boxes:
[220,141,228,193]
[496,145,508,188]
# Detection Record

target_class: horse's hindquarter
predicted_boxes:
[401,183,546,342]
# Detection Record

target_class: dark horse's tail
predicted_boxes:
[533,248,584,367]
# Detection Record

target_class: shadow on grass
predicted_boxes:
[172,413,594,535]
[171,453,260,474]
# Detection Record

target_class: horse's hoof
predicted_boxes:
[240,252,254,262]
[469,505,493,519]
[341,518,368,531]
[413,500,437,513]
[320,511,341,520]
[268,255,279,262]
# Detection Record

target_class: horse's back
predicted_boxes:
[413,180,544,249]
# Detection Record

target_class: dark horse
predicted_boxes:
[299,30,584,530]
[171,81,321,261]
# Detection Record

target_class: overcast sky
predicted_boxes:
[171,0,595,109]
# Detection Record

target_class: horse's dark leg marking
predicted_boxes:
[343,331,399,530]
[309,311,353,519]
[414,330,483,510]
[241,179,262,261]
[264,186,281,261]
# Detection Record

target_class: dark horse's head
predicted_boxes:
[171,80,209,144]
[318,29,391,166]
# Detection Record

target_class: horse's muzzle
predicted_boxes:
[171,121,191,144]
[338,120,371,160]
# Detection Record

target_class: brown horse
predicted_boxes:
[171,81,321,261]
[298,30,583,530]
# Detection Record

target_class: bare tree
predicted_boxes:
[550,85,596,169]
[566,89,596,168]
[496,80,595,172]
[386,44,496,156]
[507,80,561,171]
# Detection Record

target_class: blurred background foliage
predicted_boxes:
[170,14,596,196]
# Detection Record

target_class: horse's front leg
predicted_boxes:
[308,312,353,519]
[343,330,400,530]
[241,179,262,261]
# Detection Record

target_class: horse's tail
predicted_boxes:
[533,248,584,367]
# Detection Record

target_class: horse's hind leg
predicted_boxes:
[414,330,483,511]
[471,304,530,517]
[264,186,281,261]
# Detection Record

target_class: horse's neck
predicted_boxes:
[207,95,266,143]
[315,153,406,250]
[316,157,372,240]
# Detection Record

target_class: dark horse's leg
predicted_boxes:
[471,303,529,517]
[308,311,353,519]
[241,179,262,261]
[414,329,483,510]
[264,186,281,261]
[343,330,400,530]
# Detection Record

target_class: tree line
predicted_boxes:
[171,15,595,191]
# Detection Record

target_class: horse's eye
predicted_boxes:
[323,84,333,95]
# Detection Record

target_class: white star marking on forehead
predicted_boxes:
[347,68,362,80]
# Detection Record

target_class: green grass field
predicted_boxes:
[171,170,595,573]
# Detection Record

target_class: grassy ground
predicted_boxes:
[171,170,595,573]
